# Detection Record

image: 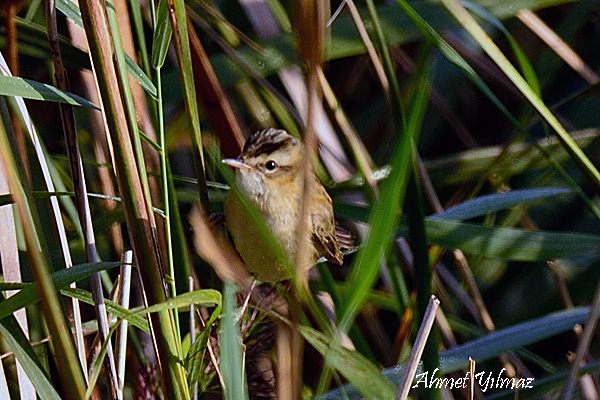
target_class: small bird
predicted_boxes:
[223,129,343,282]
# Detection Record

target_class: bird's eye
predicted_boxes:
[265,160,278,171]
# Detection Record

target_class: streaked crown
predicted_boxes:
[240,129,301,160]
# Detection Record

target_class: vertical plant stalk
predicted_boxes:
[189,276,198,400]
[0,112,87,399]
[292,0,330,397]
[152,26,179,339]
[66,18,125,257]
[45,1,120,396]
[2,1,29,179]
[115,0,168,272]
[165,0,210,212]
[395,295,439,400]
[115,250,133,395]
[407,148,440,400]
[220,282,248,400]
[559,279,600,400]
[403,50,442,398]
[78,0,190,398]
[0,152,35,399]
[409,193,442,400]
[363,0,405,128]
[0,51,89,378]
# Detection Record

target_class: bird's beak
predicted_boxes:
[222,158,251,170]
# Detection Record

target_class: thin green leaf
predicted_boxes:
[166,0,210,211]
[125,54,158,99]
[85,322,119,400]
[422,218,600,261]
[337,54,431,334]
[138,289,221,315]
[219,282,248,400]
[61,287,149,333]
[0,312,61,400]
[461,0,541,94]
[0,76,98,109]
[439,0,600,193]
[56,0,82,25]
[0,261,121,320]
[0,109,87,398]
[302,326,397,400]
[394,0,518,126]
[185,307,220,388]
[209,0,571,87]
[151,0,173,69]
[9,16,90,69]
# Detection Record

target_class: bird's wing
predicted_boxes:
[335,225,357,252]
[312,213,344,265]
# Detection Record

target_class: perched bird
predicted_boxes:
[223,129,343,282]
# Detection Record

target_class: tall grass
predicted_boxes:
[1,0,600,399]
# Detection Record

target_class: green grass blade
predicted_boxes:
[0,311,61,400]
[441,307,591,373]
[61,287,150,333]
[402,48,440,400]
[484,359,600,399]
[137,289,221,315]
[165,0,210,211]
[364,0,405,127]
[124,53,158,99]
[56,0,82,25]
[219,282,248,400]
[54,0,158,99]
[0,261,121,320]
[208,1,574,87]
[337,132,412,332]
[85,322,119,399]
[0,76,98,108]
[439,0,600,193]
[422,218,600,261]
[337,52,431,334]
[394,0,518,126]
[462,0,541,94]
[151,0,172,69]
[302,326,397,400]
[423,129,598,186]
[185,308,220,389]
[129,0,152,77]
